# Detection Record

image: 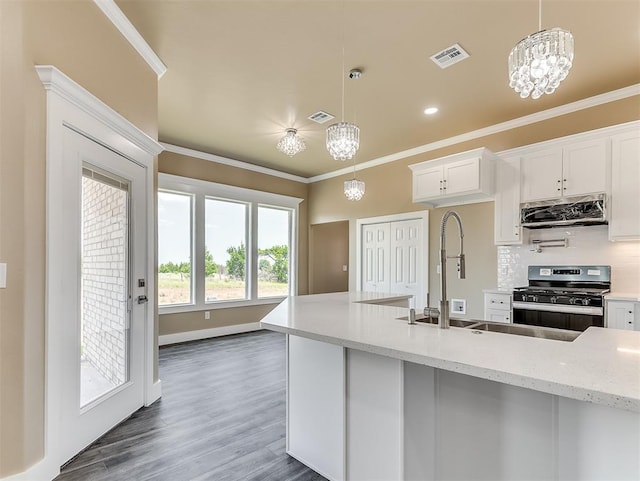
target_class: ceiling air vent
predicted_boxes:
[308,111,335,124]
[430,43,470,69]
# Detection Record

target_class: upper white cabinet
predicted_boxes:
[494,157,522,245]
[410,148,496,207]
[609,131,640,241]
[520,139,609,202]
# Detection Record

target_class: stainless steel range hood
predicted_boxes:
[520,193,607,229]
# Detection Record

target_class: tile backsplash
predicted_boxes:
[497,225,640,292]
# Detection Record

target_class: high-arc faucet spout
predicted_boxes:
[439,211,465,329]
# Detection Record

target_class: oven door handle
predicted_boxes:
[512,301,603,316]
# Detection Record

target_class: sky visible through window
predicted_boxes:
[158,193,290,266]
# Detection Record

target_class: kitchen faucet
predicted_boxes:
[438,210,466,329]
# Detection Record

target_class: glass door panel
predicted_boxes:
[80,167,130,407]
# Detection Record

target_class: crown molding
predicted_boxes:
[161,143,310,184]
[93,0,167,78]
[309,84,640,183]
[36,65,163,156]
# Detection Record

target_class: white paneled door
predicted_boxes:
[359,214,427,307]
[58,127,147,464]
[362,223,391,294]
[389,219,422,300]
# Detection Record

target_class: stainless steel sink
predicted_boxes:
[467,322,580,342]
[398,315,478,328]
[398,314,581,341]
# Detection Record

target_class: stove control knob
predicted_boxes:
[528,295,537,302]
[550,296,557,304]
[581,298,590,306]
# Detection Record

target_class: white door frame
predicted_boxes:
[355,211,429,307]
[37,65,163,479]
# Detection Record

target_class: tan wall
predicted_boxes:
[0,0,157,476]
[309,221,349,294]
[309,96,640,320]
[158,151,309,335]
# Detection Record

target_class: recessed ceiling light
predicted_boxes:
[424,107,439,115]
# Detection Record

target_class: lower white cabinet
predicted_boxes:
[484,292,512,323]
[288,335,345,481]
[606,301,638,330]
[289,335,640,481]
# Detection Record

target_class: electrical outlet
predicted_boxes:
[204,311,211,320]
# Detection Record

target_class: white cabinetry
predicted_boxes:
[484,292,512,323]
[494,157,522,245]
[521,139,608,202]
[288,335,345,481]
[410,148,496,207]
[606,301,638,331]
[609,131,640,241]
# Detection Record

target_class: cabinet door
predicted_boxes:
[609,131,640,240]
[562,139,608,196]
[389,219,422,304]
[521,149,563,202]
[414,166,443,200]
[607,301,636,330]
[288,335,345,481]
[362,223,390,293]
[494,157,522,245]
[443,158,480,195]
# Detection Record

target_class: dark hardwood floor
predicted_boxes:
[56,330,327,481]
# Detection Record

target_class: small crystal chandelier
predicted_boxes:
[276,128,306,157]
[344,160,365,201]
[508,0,574,99]
[326,47,360,161]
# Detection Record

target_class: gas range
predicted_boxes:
[512,265,611,331]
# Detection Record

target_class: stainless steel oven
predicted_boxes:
[512,265,610,332]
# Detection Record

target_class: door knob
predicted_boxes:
[137,295,149,304]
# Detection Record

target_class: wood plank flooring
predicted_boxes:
[55,331,327,481]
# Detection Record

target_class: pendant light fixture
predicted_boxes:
[344,159,365,201]
[276,128,306,157]
[508,0,574,99]
[326,45,360,161]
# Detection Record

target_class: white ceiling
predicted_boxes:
[117,0,640,178]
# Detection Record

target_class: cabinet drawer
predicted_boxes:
[486,309,511,323]
[485,293,511,311]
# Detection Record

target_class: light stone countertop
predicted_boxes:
[606,292,640,302]
[260,291,640,413]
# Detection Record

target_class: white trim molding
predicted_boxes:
[161,143,309,184]
[309,84,640,183]
[159,322,263,346]
[36,66,163,156]
[92,0,167,78]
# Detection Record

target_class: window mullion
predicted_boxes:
[194,192,206,307]
[248,203,258,301]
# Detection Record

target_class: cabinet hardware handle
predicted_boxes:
[629,311,633,314]
[557,180,561,183]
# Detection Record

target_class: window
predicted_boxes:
[258,206,291,298]
[158,191,193,306]
[205,198,248,302]
[158,174,301,312]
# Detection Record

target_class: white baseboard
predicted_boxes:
[158,322,263,346]
[0,457,58,481]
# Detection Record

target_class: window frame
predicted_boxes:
[158,173,301,314]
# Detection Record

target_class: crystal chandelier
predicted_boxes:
[508,0,574,99]
[344,159,365,201]
[276,128,306,157]
[326,45,360,161]
[344,178,365,201]
[327,122,360,161]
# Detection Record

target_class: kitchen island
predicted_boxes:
[260,292,640,481]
